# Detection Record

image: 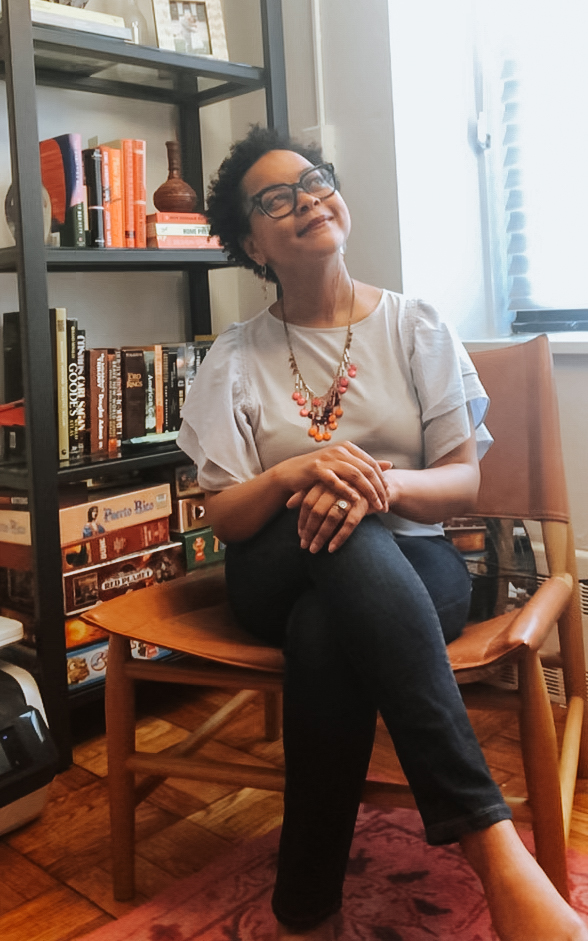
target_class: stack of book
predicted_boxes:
[29,1,133,41]
[146,212,221,250]
[2,310,216,463]
[87,135,147,248]
[39,131,222,253]
[39,131,146,249]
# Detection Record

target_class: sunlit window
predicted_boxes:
[479,0,588,317]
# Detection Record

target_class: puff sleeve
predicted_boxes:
[177,325,263,491]
[400,300,493,466]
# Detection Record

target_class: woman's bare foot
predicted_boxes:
[275,911,342,939]
[460,820,588,941]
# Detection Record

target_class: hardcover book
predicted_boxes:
[84,348,109,456]
[162,347,179,432]
[3,311,23,402]
[132,139,147,249]
[100,145,112,248]
[76,329,87,449]
[90,137,135,247]
[121,348,146,439]
[51,307,69,461]
[146,223,211,237]
[66,319,80,459]
[146,234,221,249]
[143,349,157,433]
[99,145,123,247]
[107,349,122,452]
[82,148,105,248]
[146,212,210,225]
[39,133,85,248]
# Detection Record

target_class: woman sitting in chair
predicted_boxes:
[177,125,587,941]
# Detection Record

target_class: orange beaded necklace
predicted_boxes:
[281,280,357,443]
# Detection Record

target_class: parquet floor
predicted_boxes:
[1,683,587,941]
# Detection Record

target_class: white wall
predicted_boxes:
[387,0,491,338]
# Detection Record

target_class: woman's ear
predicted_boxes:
[242,233,265,267]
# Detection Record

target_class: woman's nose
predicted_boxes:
[295,188,321,213]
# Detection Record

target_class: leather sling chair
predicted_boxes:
[82,334,587,902]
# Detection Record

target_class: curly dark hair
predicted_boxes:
[206,125,323,284]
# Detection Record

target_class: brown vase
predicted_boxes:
[153,141,198,213]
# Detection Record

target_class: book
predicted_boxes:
[3,311,23,402]
[146,212,210,225]
[143,349,156,433]
[194,335,216,370]
[82,148,105,248]
[0,482,172,547]
[62,517,170,572]
[84,348,109,456]
[146,234,221,249]
[132,139,147,249]
[100,145,112,248]
[63,542,185,615]
[50,307,69,461]
[107,350,122,453]
[121,349,146,439]
[146,223,211,237]
[39,133,85,248]
[66,318,80,459]
[90,138,135,247]
[162,347,179,432]
[154,343,164,434]
[76,329,87,451]
[100,145,123,247]
[29,0,132,40]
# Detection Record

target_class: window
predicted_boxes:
[478,0,588,330]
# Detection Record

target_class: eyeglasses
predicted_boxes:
[248,163,337,219]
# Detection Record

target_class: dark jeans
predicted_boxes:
[225,509,511,930]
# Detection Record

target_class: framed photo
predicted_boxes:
[152,0,228,60]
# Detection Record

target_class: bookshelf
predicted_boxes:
[0,0,288,767]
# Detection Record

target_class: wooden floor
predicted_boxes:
[1,683,588,941]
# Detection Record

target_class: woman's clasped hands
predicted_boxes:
[280,441,394,554]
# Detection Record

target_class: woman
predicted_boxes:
[177,126,587,941]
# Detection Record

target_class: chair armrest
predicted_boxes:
[448,573,573,675]
[505,573,573,652]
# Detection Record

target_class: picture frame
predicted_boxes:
[152,0,228,60]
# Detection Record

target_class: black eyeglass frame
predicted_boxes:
[247,163,338,219]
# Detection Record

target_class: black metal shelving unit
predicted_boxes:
[0,0,288,768]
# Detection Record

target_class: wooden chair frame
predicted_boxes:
[85,335,587,901]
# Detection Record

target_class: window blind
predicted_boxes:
[478,0,588,331]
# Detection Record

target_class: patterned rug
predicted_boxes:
[78,806,588,941]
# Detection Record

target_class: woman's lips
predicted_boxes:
[297,215,331,236]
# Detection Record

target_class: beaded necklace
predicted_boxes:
[281,280,357,442]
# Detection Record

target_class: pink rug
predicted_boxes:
[78,806,588,940]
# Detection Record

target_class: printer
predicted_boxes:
[0,616,58,835]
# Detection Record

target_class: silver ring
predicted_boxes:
[333,499,350,512]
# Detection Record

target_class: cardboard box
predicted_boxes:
[62,541,185,615]
[0,482,172,547]
[172,526,225,571]
[170,495,206,532]
[66,638,170,689]
[62,517,170,572]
